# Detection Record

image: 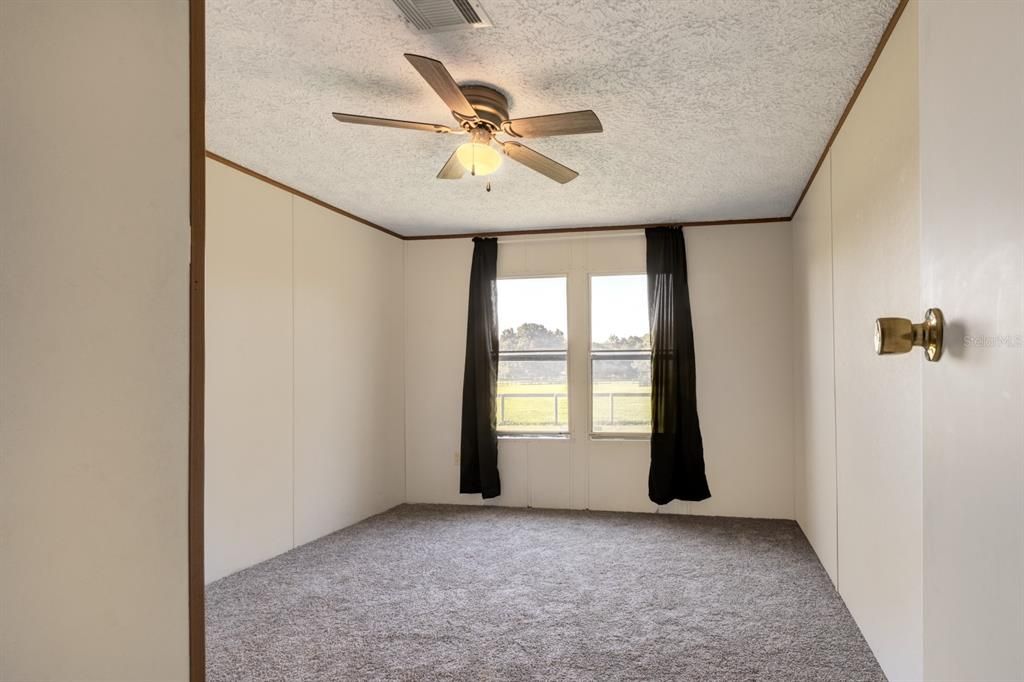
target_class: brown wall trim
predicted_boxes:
[205,151,403,240]
[189,0,206,680]
[207,152,789,239]
[403,217,791,241]
[788,0,910,218]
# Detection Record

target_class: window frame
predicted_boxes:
[587,272,652,440]
[495,274,571,438]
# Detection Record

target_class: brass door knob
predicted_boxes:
[875,308,944,361]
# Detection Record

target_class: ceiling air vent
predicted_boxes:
[391,0,493,33]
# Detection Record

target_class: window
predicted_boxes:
[497,277,569,435]
[590,274,652,435]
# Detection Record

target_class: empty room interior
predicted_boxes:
[2,1,1022,681]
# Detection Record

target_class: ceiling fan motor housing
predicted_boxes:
[456,85,509,130]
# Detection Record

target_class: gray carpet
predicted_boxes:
[206,504,884,681]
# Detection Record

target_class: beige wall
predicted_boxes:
[405,225,795,519]
[205,160,295,581]
[919,2,1024,679]
[0,2,191,680]
[204,159,405,582]
[292,196,406,546]
[832,3,922,678]
[792,3,924,679]
[796,3,1024,679]
[791,154,838,584]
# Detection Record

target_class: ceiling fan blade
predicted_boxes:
[501,141,579,184]
[436,150,465,180]
[403,54,477,119]
[332,113,456,133]
[502,110,603,138]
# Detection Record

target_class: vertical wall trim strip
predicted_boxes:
[291,194,296,548]
[828,152,840,589]
[402,242,409,504]
[188,0,207,679]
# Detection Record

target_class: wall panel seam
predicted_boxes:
[402,242,409,504]
[290,193,296,549]
[828,152,839,589]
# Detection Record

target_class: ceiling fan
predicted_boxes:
[332,54,603,184]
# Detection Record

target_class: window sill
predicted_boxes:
[589,433,651,442]
[498,433,571,441]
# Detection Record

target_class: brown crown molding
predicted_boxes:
[789,0,910,218]
[403,216,791,241]
[205,151,403,239]
[188,0,206,681]
[206,151,789,239]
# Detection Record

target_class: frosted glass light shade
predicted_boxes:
[455,142,502,176]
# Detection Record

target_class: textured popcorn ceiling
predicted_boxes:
[207,0,898,236]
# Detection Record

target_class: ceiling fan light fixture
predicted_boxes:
[455,141,502,176]
[331,54,601,184]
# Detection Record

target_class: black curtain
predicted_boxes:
[460,237,501,498]
[646,227,711,504]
